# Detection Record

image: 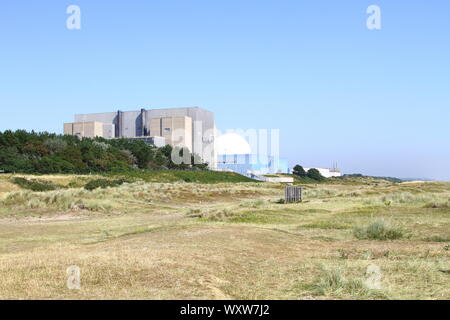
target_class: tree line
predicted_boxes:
[0,130,208,174]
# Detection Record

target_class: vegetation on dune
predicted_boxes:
[306,168,325,181]
[84,178,131,191]
[0,175,449,299]
[4,171,257,198]
[0,130,208,174]
[108,170,257,184]
[338,174,403,183]
[306,268,383,298]
[292,173,405,186]
[1,189,115,212]
[353,220,407,240]
[10,177,62,192]
[0,179,266,214]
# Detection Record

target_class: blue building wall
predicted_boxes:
[217,154,289,176]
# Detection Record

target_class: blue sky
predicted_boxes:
[1,1,449,180]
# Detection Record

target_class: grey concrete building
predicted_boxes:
[64,107,216,167]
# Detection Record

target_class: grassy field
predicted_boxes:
[0,173,449,300]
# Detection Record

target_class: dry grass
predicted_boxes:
[0,174,449,299]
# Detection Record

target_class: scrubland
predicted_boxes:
[0,173,448,300]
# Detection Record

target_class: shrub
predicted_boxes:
[353,220,406,240]
[84,178,130,191]
[11,177,61,192]
[293,165,307,177]
[307,168,325,181]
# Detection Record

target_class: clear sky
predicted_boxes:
[1,1,449,180]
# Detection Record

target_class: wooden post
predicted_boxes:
[285,185,302,203]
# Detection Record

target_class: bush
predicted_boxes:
[307,168,325,181]
[293,165,306,177]
[11,177,61,192]
[84,178,130,191]
[353,220,406,240]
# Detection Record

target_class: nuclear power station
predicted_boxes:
[64,106,341,177]
[64,107,216,166]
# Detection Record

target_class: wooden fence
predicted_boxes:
[284,186,302,203]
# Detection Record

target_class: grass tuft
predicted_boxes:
[353,220,406,240]
[306,268,385,299]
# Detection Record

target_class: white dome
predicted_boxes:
[216,133,252,155]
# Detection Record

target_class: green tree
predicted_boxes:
[307,168,325,181]
[293,165,306,177]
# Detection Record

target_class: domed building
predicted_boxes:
[215,133,289,177]
[215,133,252,155]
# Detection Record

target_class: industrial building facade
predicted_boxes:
[216,154,289,176]
[64,107,216,166]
